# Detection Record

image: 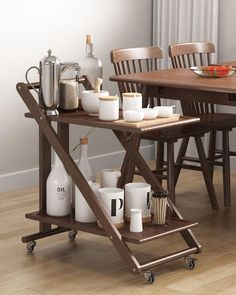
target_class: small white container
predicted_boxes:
[130,208,143,232]
[123,110,144,122]
[99,95,119,121]
[122,92,142,112]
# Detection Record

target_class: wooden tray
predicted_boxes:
[114,114,180,127]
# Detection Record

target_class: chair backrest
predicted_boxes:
[168,41,216,115]
[110,46,163,106]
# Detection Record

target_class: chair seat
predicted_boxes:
[142,122,209,142]
[200,113,236,130]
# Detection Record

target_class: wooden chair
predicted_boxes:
[110,46,218,209]
[169,41,236,207]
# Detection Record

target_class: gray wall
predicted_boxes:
[218,0,236,170]
[0,0,153,191]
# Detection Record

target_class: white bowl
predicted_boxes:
[123,110,144,122]
[154,106,174,117]
[81,90,109,115]
[142,108,158,120]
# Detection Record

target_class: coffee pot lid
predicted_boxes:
[41,49,60,65]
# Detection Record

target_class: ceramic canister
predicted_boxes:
[122,92,142,112]
[99,95,119,121]
[124,182,151,223]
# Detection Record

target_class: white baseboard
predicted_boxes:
[0,144,155,193]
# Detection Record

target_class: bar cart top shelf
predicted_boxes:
[25,110,200,133]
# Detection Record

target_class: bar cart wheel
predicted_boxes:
[144,271,155,284]
[184,256,196,269]
[26,240,36,253]
[68,229,78,241]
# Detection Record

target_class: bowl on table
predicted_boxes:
[142,108,158,120]
[81,90,109,115]
[154,106,175,117]
[190,65,235,78]
[123,110,144,122]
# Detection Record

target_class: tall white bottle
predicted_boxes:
[77,137,95,181]
[79,34,103,90]
[75,138,96,222]
[46,151,72,216]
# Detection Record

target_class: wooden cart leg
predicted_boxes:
[17,82,141,274]
[114,130,202,254]
[39,129,51,233]
[117,133,141,188]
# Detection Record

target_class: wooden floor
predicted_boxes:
[0,165,236,294]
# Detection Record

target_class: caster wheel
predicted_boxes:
[184,256,196,269]
[26,240,36,253]
[68,229,78,241]
[144,271,155,284]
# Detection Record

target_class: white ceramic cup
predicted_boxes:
[129,208,143,232]
[81,90,109,115]
[98,187,124,228]
[124,182,151,223]
[122,92,142,112]
[99,96,119,121]
[75,182,100,223]
[101,169,121,188]
[59,79,79,111]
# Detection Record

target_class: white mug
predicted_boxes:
[125,182,151,223]
[75,182,100,223]
[101,169,121,188]
[130,208,143,232]
[98,187,124,228]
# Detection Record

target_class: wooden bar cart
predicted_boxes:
[16,82,202,284]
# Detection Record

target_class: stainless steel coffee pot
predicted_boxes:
[25,50,79,115]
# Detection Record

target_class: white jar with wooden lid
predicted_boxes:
[99,95,119,121]
[122,92,142,112]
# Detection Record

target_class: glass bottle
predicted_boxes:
[77,137,95,181]
[46,151,72,216]
[79,34,103,90]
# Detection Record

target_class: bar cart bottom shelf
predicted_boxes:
[22,211,201,284]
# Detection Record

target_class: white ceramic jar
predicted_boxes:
[99,95,119,121]
[122,92,142,112]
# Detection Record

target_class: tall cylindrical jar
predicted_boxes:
[122,92,142,112]
[46,151,72,216]
[99,95,119,121]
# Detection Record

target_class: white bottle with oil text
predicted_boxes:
[46,151,72,216]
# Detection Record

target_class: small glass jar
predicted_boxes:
[122,92,142,112]
[99,95,119,121]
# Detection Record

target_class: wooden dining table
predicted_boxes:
[109,66,236,107]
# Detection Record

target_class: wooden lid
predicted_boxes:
[86,34,93,44]
[122,92,142,97]
[99,95,119,101]
[80,137,88,144]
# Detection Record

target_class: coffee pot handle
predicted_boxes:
[25,66,40,94]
